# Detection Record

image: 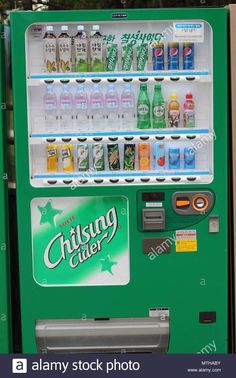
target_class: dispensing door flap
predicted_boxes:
[35,316,170,354]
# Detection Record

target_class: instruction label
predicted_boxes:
[175,230,197,252]
[173,22,204,43]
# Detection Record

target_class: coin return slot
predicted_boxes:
[142,209,165,231]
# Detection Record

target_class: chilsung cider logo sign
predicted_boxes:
[31,196,130,286]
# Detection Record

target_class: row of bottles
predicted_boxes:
[47,142,196,173]
[43,24,195,73]
[42,83,195,133]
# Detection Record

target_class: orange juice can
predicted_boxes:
[47,144,58,172]
[138,143,150,170]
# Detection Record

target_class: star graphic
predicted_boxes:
[38,200,63,227]
[100,255,118,275]
[70,227,76,236]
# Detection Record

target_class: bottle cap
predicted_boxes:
[92,25,100,31]
[62,83,69,91]
[154,84,161,90]
[77,84,84,91]
[140,83,147,90]
[92,83,99,90]
[108,83,115,91]
[61,25,68,31]
[186,93,193,99]
[46,25,53,32]
[77,25,84,31]
[170,93,177,100]
[46,84,53,91]
[124,83,131,90]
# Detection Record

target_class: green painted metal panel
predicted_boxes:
[0,24,12,353]
[10,8,228,353]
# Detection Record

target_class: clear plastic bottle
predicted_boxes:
[74,84,88,132]
[59,83,73,132]
[43,25,57,73]
[89,25,104,72]
[58,25,72,73]
[105,83,120,130]
[121,83,135,130]
[90,83,105,131]
[183,93,195,128]
[43,84,58,133]
[74,25,89,72]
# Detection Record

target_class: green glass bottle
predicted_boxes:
[152,84,166,128]
[137,83,151,129]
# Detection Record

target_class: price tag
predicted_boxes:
[173,22,204,43]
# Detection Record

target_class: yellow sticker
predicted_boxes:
[176,240,197,252]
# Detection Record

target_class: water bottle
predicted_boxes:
[74,84,88,132]
[43,84,58,133]
[121,83,135,130]
[90,83,105,131]
[59,83,73,132]
[105,83,120,130]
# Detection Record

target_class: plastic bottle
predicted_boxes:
[168,93,180,128]
[59,83,73,132]
[183,93,195,128]
[152,84,166,128]
[137,83,151,129]
[74,25,89,72]
[90,83,105,130]
[121,83,135,130]
[74,84,88,132]
[43,25,57,73]
[58,25,72,73]
[43,84,58,133]
[89,25,104,72]
[105,83,120,128]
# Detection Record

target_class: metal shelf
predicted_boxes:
[27,70,212,86]
[29,129,212,145]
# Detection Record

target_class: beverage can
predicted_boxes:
[77,144,89,171]
[184,147,195,169]
[107,44,119,71]
[169,148,180,169]
[122,44,134,71]
[47,144,58,172]
[92,144,105,171]
[152,42,164,70]
[183,42,194,70]
[137,43,148,71]
[124,144,136,170]
[138,143,150,170]
[153,143,165,169]
[62,144,74,172]
[107,144,120,170]
[168,42,179,70]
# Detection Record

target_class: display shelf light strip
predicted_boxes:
[34,171,210,179]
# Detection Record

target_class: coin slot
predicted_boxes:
[192,194,209,212]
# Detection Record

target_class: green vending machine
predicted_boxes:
[0,24,11,353]
[11,8,228,353]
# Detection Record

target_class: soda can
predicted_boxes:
[138,143,150,170]
[169,148,180,169]
[122,43,134,71]
[124,144,136,170]
[152,42,164,70]
[137,43,148,71]
[47,144,58,172]
[183,42,194,70]
[168,42,179,70]
[153,142,165,170]
[107,144,120,170]
[184,147,195,169]
[92,144,105,171]
[62,144,74,172]
[107,43,119,72]
[77,144,89,172]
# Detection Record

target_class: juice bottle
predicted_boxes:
[183,93,195,127]
[74,25,89,72]
[58,25,72,73]
[138,143,150,170]
[47,144,58,172]
[62,144,74,172]
[168,93,180,128]
[152,84,166,128]
[89,25,104,72]
[43,25,57,73]
[137,84,151,129]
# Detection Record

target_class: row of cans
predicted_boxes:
[47,143,196,172]
[153,42,194,71]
